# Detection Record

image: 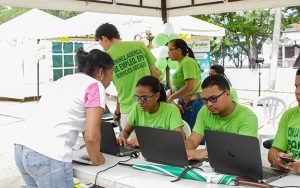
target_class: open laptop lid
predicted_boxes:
[100,121,121,156]
[135,126,191,167]
[100,121,139,157]
[205,130,264,182]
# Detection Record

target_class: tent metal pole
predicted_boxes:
[37,39,40,101]
[161,0,170,88]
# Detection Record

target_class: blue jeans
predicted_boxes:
[14,144,73,188]
[182,98,204,130]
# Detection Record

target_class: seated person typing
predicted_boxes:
[185,75,258,160]
[268,68,300,175]
[118,76,185,147]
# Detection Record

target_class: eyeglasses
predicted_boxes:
[202,91,226,104]
[133,95,155,102]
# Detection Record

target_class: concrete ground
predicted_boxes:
[0,89,295,187]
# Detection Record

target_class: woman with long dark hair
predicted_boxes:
[167,39,203,129]
[14,48,114,187]
[118,76,184,147]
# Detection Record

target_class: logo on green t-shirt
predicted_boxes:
[114,49,146,79]
[287,127,300,159]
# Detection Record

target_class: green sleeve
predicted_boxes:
[140,42,156,66]
[272,111,289,151]
[192,106,207,136]
[169,105,183,130]
[182,60,197,80]
[127,103,139,127]
[238,115,258,137]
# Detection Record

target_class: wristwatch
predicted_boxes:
[114,111,121,116]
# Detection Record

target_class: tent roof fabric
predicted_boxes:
[0,9,65,39]
[0,0,299,17]
[64,12,225,39]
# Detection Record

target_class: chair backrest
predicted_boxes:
[254,96,287,129]
[182,120,191,138]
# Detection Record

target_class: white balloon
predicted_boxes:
[151,48,161,59]
[163,23,174,35]
[159,46,169,58]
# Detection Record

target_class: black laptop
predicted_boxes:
[205,130,288,183]
[100,121,139,157]
[135,126,202,167]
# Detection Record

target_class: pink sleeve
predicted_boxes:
[84,82,106,109]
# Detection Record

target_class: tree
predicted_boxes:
[0,6,29,25]
[195,6,300,69]
[0,6,80,24]
[43,10,81,20]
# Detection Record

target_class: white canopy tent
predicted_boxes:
[0,9,66,99]
[63,12,225,40]
[0,8,65,39]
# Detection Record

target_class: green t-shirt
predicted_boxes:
[108,41,156,114]
[171,56,201,95]
[230,86,238,103]
[272,106,300,160]
[193,103,258,137]
[128,102,183,130]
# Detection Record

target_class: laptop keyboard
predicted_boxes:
[120,146,134,153]
[262,167,286,179]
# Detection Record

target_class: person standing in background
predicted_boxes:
[209,64,238,102]
[167,39,203,129]
[95,23,159,131]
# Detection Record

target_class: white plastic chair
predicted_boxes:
[182,120,191,138]
[253,96,287,144]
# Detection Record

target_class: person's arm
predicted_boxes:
[113,98,121,121]
[149,64,160,79]
[184,132,207,160]
[185,131,203,150]
[288,160,300,175]
[167,79,195,102]
[84,107,105,165]
[174,127,185,139]
[117,124,134,146]
[268,147,290,171]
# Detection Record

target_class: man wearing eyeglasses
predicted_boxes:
[185,75,258,160]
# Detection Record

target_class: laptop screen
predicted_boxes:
[205,130,264,182]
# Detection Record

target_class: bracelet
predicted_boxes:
[114,111,121,116]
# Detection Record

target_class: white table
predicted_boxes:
[72,148,299,188]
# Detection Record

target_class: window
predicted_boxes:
[52,42,83,81]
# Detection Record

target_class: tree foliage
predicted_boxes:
[0,6,29,25]
[0,6,80,25]
[194,6,300,68]
[43,9,81,20]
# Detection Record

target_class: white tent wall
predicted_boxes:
[0,39,52,99]
[0,9,66,99]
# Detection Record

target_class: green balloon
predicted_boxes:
[167,59,178,69]
[168,33,181,42]
[152,33,168,48]
[155,58,168,71]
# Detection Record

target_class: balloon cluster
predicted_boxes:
[152,23,181,71]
